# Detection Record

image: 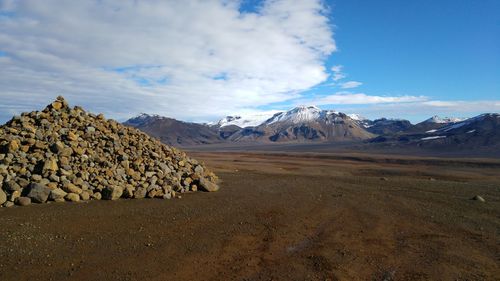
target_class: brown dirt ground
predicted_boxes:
[0,152,499,281]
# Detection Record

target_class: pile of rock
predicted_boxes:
[0,96,219,207]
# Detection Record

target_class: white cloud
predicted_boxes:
[330,64,345,81]
[340,81,362,89]
[336,99,500,123]
[0,0,336,122]
[314,92,428,105]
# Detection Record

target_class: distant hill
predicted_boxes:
[124,114,223,146]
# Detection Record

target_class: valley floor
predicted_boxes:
[0,152,499,280]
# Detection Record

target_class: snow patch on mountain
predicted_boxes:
[267,106,324,125]
[424,115,465,124]
[216,111,280,128]
[421,135,446,141]
[347,114,367,121]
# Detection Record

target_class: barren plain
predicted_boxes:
[1,151,499,280]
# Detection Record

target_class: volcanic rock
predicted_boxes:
[0,96,219,206]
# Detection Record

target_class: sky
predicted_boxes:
[0,0,499,124]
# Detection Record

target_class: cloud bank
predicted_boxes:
[0,0,335,122]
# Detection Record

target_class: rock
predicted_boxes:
[199,177,220,192]
[3,201,14,207]
[51,101,63,110]
[194,165,204,175]
[7,139,20,153]
[65,193,80,202]
[3,181,21,192]
[80,191,90,201]
[62,182,83,195]
[9,190,21,202]
[123,186,134,198]
[43,158,58,172]
[0,188,6,205]
[102,186,123,200]
[49,188,67,201]
[133,187,147,199]
[91,192,102,200]
[15,197,31,206]
[26,183,51,203]
[472,195,485,202]
[67,131,78,141]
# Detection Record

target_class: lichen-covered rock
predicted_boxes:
[0,96,219,207]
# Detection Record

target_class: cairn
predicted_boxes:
[0,96,219,207]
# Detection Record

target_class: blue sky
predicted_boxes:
[0,0,499,124]
[257,0,500,122]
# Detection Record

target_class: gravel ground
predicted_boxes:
[0,152,499,281]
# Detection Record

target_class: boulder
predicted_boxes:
[199,177,220,192]
[15,197,31,206]
[26,183,51,203]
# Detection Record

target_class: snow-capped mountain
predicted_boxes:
[424,115,465,124]
[436,113,499,133]
[266,106,323,125]
[405,115,465,134]
[123,113,163,127]
[371,113,500,150]
[229,106,374,142]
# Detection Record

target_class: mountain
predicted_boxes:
[419,113,500,147]
[405,115,465,134]
[370,113,500,149]
[124,114,223,145]
[361,118,413,135]
[228,106,374,142]
[424,115,465,124]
